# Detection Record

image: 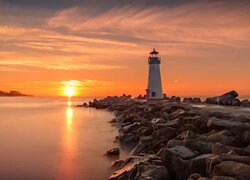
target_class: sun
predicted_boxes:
[65,86,75,97]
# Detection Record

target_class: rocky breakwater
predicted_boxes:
[86,96,250,180]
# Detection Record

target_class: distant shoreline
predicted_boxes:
[0,90,32,97]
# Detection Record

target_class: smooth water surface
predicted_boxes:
[0,97,129,180]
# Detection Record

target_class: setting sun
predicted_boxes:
[65,86,75,97]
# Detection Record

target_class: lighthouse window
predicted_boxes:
[151,92,156,97]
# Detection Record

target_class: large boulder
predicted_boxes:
[159,145,199,160]
[206,153,250,178]
[205,90,239,106]
[160,146,213,180]
[207,130,236,146]
[152,126,176,143]
[209,161,250,179]
[207,117,248,129]
[134,165,170,180]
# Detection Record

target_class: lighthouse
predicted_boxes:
[146,48,163,101]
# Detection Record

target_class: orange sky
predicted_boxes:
[0,0,250,97]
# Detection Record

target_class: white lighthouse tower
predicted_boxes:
[146,48,163,101]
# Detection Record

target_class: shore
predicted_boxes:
[82,95,250,180]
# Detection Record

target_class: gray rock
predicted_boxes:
[159,145,199,161]
[134,165,170,180]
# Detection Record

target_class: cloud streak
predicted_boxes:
[47,2,250,48]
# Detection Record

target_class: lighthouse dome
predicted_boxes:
[150,48,159,55]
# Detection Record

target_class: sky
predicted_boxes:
[0,0,250,97]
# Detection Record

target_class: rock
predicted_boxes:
[231,99,241,106]
[211,176,237,180]
[183,97,202,104]
[178,113,209,130]
[130,143,148,156]
[106,148,120,156]
[188,173,237,180]
[206,153,250,177]
[160,148,212,180]
[183,97,194,103]
[152,126,176,143]
[117,172,129,180]
[187,173,204,180]
[206,90,239,106]
[109,118,117,123]
[209,161,250,179]
[241,99,250,107]
[161,112,170,120]
[111,160,125,170]
[230,124,247,136]
[211,143,233,155]
[159,145,199,161]
[207,117,247,129]
[109,156,144,180]
[137,126,151,136]
[184,154,214,179]
[167,139,186,148]
[185,139,212,154]
[207,130,236,146]
[117,133,139,145]
[140,136,153,145]
[134,165,170,180]
[151,118,166,125]
[122,122,141,133]
[242,131,250,144]
[170,109,186,119]
[177,124,203,134]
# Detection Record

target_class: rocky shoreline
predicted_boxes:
[80,94,250,180]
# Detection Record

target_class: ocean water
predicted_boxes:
[0,97,129,180]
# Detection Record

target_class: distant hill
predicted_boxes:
[0,90,32,97]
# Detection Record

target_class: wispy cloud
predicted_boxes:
[47,2,250,48]
[0,59,124,71]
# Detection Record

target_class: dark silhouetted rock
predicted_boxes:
[106,148,120,156]
[205,90,240,106]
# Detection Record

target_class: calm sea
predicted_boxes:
[0,97,129,180]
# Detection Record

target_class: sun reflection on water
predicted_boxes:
[66,107,73,125]
[57,99,77,180]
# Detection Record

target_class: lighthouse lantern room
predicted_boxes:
[146,48,163,101]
